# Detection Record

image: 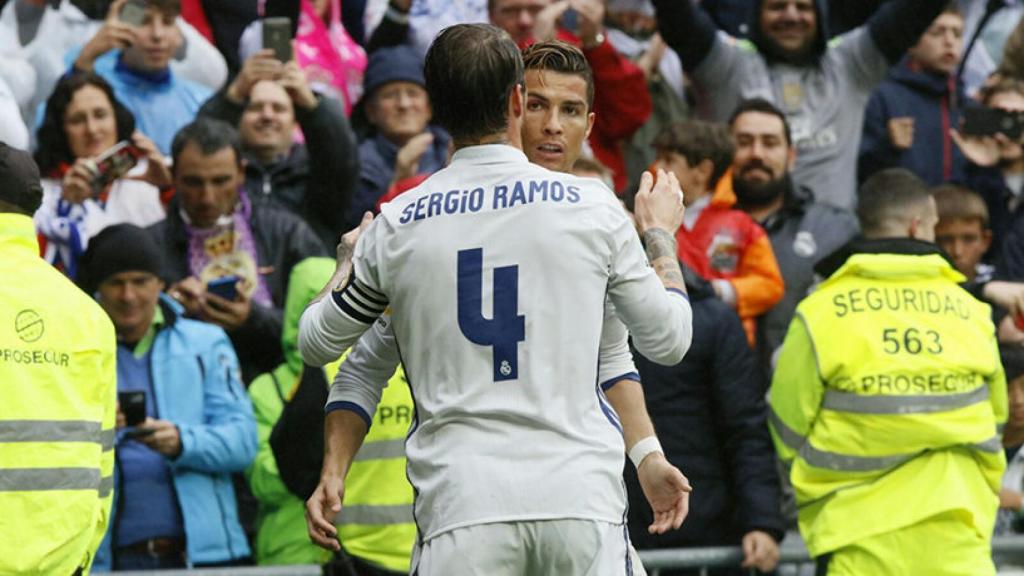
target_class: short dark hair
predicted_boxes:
[0,143,43,215]
[728,98,792,146]
[857,168,931,237]
[522,40,594,109]
[654,121,734,188]
[34,72,135,175]
[424,23,524,143]
[932,184,989,228]
[171,117,243,171]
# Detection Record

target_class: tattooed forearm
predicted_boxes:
[643,228,687,294]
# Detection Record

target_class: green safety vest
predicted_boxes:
[0,214,117,575]
[769,251,1006,556]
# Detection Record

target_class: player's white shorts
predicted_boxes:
[410,519,647,576]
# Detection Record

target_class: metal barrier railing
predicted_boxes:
[113,537,1024,576]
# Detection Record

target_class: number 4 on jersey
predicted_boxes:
[457,248,525,382]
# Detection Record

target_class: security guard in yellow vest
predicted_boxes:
[0,143,117,575]
[255,258,415,573]
[769,169,1006,576]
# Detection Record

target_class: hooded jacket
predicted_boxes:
[652,0,951,210]
[859,57,968,186]
[676,169,784,344]
[746,174,860,372]
[626,266,785,552]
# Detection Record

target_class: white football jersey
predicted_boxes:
[301,144,691,540]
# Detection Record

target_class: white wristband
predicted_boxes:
[628,436,663,468]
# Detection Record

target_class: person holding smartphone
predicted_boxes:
[76,223,257,571]
[33,72,171,279]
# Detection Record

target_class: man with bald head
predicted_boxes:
[198,49,358,249]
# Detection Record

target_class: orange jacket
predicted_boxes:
[675,169,783,344]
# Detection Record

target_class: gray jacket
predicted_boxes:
[756,185,859,370]
[653,0,951,210]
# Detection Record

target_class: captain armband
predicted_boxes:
[330,276,389,324]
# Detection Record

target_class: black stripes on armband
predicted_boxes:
[331,276,388,324]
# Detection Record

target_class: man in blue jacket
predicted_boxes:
[77,223,257,571]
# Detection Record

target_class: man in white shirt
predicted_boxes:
[300,25,693,574]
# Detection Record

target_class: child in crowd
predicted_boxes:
[653,120,783,345]
[932,184,994,289]
[859,4,967,186]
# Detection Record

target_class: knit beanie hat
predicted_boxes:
[77,224,164,295]
[362,45,426,99]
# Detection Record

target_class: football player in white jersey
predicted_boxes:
[299,25,693,575]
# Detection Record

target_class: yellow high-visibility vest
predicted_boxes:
[0,214,117,575]
[769,251,1006,557]
[328,359,416,573]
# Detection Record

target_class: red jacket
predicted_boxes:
[524,31,652,193]
[675,169,783,344]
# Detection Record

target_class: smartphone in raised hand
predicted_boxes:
[263,17,293,62]
[119,0,148,27]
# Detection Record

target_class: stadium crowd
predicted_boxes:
[2,0,1024,573]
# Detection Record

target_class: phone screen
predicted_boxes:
[118,391,147,427]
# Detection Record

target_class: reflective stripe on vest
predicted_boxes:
[353,438,405,462]
[821,386,989,415]
[0,420,105,444]
[335,504,414,526]
[0,467,101,492]
[799,434,1003,472]
[769,407,807,452]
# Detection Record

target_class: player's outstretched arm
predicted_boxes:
[306,408,369,550]
[605,379,691,534]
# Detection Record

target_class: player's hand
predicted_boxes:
[887,117,914,150]
[306,474,345,551]
[61,158,99,203]
[741,530,780,572]
[633,169,685,236]
[226,49,282,104]
[337,211,373,270]
[393,132,434,182]
[637,451,691,534]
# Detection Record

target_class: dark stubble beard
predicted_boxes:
[733,170,793,211]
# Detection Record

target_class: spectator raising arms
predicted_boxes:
[33,72,169,279]
[653,0,954,209]
[199,49,358,250]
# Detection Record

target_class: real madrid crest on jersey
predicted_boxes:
[793,231,817,258]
